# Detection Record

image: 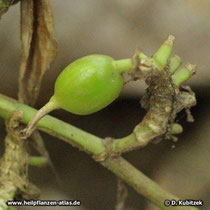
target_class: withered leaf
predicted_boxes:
[19,0,57,106]
[18,0,58,183]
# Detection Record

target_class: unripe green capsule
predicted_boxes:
[52,54,123,115]
[24,54,125,138]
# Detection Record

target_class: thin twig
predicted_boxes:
[0,94,199,210]
[115,179,128,210]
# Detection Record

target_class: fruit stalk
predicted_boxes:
[113,52,147,74]
[29,156,48,167]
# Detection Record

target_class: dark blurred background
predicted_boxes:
[0,0,209,209]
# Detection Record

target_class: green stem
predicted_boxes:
[114,56,194,88]
[0,94,183,156]
[112,133,137,152]
[103,157,198,210]
[153,35,175,70]
[112,123,182,152]
[168,55,182,74]
[113,52,147,74]
[0,94,198,210]
[0,94,105,156]
[114,36,175,75]
[29,156,48,167]
[172,64,196,86]
[113,58,133,74]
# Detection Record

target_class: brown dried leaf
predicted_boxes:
[19,0,57,106]
[18,0,57,184]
